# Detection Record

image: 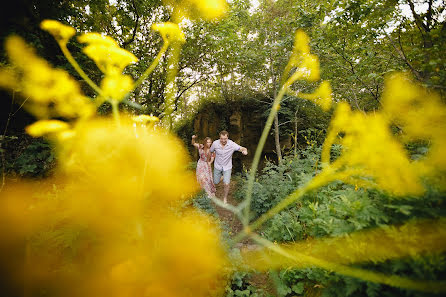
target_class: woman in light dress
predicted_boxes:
[191,135,216,198]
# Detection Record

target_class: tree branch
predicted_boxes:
[122,0,140,48]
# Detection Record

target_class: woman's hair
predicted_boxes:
[203,137,212,147]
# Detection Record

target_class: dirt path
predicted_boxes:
[212,182,254,246]
[211,182,277,296]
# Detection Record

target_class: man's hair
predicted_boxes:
[219,130,229,137]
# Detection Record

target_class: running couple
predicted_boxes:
[192,130,248,204]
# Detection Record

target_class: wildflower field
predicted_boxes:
[0,0,445,297]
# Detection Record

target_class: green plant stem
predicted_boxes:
[242,85,288,226]
[164,42,182,130]
[111,100,120,125]
[208,196,244,221]
[60,43,103,96]
[249,234,446,293]
[250,184,309,232]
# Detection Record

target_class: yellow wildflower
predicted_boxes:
[25,120,70,137]
[144,211,228,297]
[317,102,423,196]
[164,0,228,21]
[296,80,332,111]
[243,218,446,270]
[282,30,320,85]
[152,22,186,44]
[0,137,226,297]
[57,117,198,213]
[132,114,160,124]
[0,67,19,90]
[381,73,446,186]
[100,74,134,101]
[77,32,119,47]
[81,43,138,75]
[292,29,310,54]
[0,36,94,119]
[40,19,76,45]
[132,114,160,130]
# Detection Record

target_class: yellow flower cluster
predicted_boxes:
[283,30,320,83]
[0,118,228,297]
[298,80,333,111]
[0,8,232,296]
[283,30,332,111]
[311,72,446,195]
[58,118,198,209]
[317,102,424,196]
[152,22,186,44]
[40,19,76,45]
[381,73,446,187]
[77,33,137,102]
[164,0,228,21]
[0,36,94,120]
[79,33,138,76]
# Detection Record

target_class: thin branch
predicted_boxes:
[384,28,423,80]
[122,0,140,48]
[329,41,379,102]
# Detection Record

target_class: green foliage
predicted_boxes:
[1,136,55,178]
[235,145,446,296]
[235,146,324,220]
[225,271,272,297]
[12,140,55,177]
[192,191,219,218]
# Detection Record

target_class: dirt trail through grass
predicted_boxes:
[212,182,276,295]
[213,182,253,246]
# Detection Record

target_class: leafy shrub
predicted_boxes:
[12,140,55,177]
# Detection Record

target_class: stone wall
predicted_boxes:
[190,100,292,173]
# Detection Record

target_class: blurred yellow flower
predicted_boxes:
[25,120,70,137]
[144,212,229,297]
[57,117,198,214]
[296,80,332,111]
[0,116,226,297]
[293,29,310,54]
[152,22,186,44]
[318,102,423,196]
[77,32,119,47]
[40,19,76,45]
[132,115,160,130]
[381,73,446,186]
[0,36,94,119]
[164,0,228,21]
[132,114,160,124]
[283,30,320,85]
[243,218,446,270]
[241,219,446,293]
[100,74,134,102]
[0,67,19,90]
[81,42,138,75]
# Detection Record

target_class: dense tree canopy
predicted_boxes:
[1,2,445,297]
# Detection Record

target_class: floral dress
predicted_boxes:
[196,146,216,198]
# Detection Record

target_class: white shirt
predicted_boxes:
[210,139,241,171]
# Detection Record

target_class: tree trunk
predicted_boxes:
[274,112,282,164]
[294,109,298,157]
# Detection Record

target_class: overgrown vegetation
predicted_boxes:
[0,1,445,297]
[234,146,446,296]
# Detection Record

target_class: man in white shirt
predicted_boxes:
[210,130,248,204]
